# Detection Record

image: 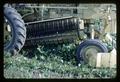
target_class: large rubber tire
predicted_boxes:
[76,39,108,64]
[4,7,26,55]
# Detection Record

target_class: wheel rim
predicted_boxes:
[82,46,101,66]
[4,17,13,49]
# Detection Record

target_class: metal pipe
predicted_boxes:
[25,6,88,9]
[25,16,76,25]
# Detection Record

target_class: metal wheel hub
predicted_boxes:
[82,46,101,66]
[4,18,12,47]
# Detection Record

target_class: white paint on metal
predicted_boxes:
[96,51,116,68]
[105,33,112,42]
[7,25,11,32]
[91,28,94,39]
[110,48,116,68]
[79,19,84,29]
[96,53,102,67]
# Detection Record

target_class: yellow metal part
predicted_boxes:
[87,7,113,40]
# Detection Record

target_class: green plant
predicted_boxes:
[4,42,116,78]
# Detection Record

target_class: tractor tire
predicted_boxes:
[4,7,26,55]
[76,39,108,65]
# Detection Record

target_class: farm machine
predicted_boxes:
[4,4,116,66]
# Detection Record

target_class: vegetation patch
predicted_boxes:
[4,43,116,79]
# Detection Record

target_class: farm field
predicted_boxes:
[4,43,116,79]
